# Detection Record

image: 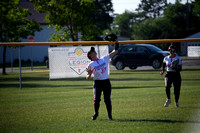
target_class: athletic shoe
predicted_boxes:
[92,114,98,120]
[108,115,113,120]
[175,102,179,108]
[164,99,171,107]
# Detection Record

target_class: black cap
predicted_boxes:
[87,47,95,60]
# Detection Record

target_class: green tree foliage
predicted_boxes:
[0,0,40,42]
[136,0,167,19]
[90,0,113,37]
[111,0,168,38]
[192,0,200,17]
[131,0,200,40]
[190,0,200,32]
[32,0,95,41]
[31,0,113,41]
[163,2,188,38]
[132,17,175,40]
[163,0,200,38]
[112,11,142,38]
[0,0,41,74]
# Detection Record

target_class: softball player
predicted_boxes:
[160,45,182,107]
[86,40,119,120]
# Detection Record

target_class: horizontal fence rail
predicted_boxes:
[0,38,200,46]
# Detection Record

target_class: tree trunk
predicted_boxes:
[2,46,6,75]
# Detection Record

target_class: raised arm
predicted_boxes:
[109,40,119,59]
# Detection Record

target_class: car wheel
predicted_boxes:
[115,60,125,70]
[152,59,161,69]
[129,66,137,69]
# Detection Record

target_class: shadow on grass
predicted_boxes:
[180,106,200,109]
[112,78,200,82]
[0,76,86,82]
[111,68,200,75]
[111,72,160,75]
[182,79,200,81]
[112,86,162,89]
[110,78,163,81]
[0,83,90,88]
[0,78,19,82]
[115,119,200,124]
[22,77,87,82]
[182,68,200,71]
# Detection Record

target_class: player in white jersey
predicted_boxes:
[86,40,119,120]
[160,45,182,107]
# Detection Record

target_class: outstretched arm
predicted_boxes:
[109,40,119,59]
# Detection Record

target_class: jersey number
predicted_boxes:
[101,67,106,74]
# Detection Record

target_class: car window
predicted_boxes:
[147,45,163,52]
[123,46,135,53]
[135,46,147,54]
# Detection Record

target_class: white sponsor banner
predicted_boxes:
[48,45,109,79]
[188,46,200,57]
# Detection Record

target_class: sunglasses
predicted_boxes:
[168,48,175,52]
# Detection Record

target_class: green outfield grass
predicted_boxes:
[0,68,200,133]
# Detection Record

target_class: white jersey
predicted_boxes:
[87,54,110,80]
[163,55,182,72]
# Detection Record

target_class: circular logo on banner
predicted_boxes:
[75,49,83,56]
[28,36,35,42]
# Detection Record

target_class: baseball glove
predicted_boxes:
[104,33,118,41]
[171,59,179,69]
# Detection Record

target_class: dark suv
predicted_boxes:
[111,44,169,70]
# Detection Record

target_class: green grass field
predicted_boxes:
[0,68,200,133]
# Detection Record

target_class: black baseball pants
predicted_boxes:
[165,72,182,103]
[93,79,112,117]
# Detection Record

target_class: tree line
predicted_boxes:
[111,0,200,40]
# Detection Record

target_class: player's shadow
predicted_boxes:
[115,119,200,124]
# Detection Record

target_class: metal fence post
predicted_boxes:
[19,46,22,89]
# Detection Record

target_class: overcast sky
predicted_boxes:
[112,0,189,14]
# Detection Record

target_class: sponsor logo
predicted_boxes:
[68,48,90,75]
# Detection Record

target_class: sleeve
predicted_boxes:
[102,54,110,63]
[87,63,95,71]
[86,64,90,70]
[87,62,91,68]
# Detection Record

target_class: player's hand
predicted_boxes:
[160,71,164,75]
[86,66,93,75]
